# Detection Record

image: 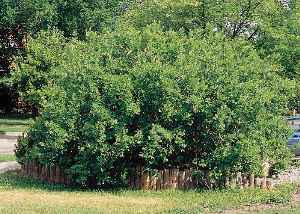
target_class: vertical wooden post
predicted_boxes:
[31,161,35,177]
[255,177,261,188]
[225,176,230,188]
[26,161,29,176]
[133,166,137,189]
[55,166,61,184]
[28,161,31,176]
[163,169,169,189]
[135,166,142,189]
[158,170,164,190]
[237,172,243,189]
[141,170,150,191]
[21,164,25,175]
[151,171,158,191]
[27,162,30,176]
[243,175,249,188]
[139,166,143,189]
[37,163,41,179]
[178,170,185,189]
[34,161,38,178]
[230,175,237,188]
[59,168,65,184]
[169,169,173,189]
[128,168,132,189]
[25,162,28,175]
[261,176,267,189]
[149,172,156,191]
[22,162,25,175]
[186,169,193,189]
[266,179,272,189]
[39,163,43,179]
[64,172,72,186]
[173,169,179,189]
[48,165,51,183]
[249,174,255,188]
[49,165,56,184]
[42,165,46,181]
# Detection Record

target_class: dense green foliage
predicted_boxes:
[1,0,295,188]
[16,22,293,187]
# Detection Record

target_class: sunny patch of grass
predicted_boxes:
[0,115,32,133]
[0,171,297,214]
[0,124,28,133]
[0,154,15,162]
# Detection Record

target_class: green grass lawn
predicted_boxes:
[0,171,297,214]
[0,154,15,162]
[0,115,32,133]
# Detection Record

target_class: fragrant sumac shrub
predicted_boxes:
[16,24,293,188]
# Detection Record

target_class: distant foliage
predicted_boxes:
[0,0,129,37]
[0,0,129,74]
[16,23,293,187]
[0,0,130,113]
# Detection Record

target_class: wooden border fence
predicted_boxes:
[20,161,272,190]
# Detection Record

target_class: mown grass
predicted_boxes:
[0,171,297,214]
[0,154,15,162]
[0,115,32,133]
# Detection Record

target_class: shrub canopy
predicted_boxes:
[16,23,293,187]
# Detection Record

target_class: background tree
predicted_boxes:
[255,0,300,110]
[0,0,129,113]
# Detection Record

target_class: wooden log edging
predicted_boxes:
[127,167,273,190]
[21,161,272,190]
[20,161,71,185]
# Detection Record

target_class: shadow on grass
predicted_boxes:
[0,131,20,136]
[0,123,31,134]
[0,113,32,120]
[0,171,137,194]
[0,121,31,126]
[0,120,32,126]
[0,114,33,126]
[0,171,76,192]
[0,170,201,196]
